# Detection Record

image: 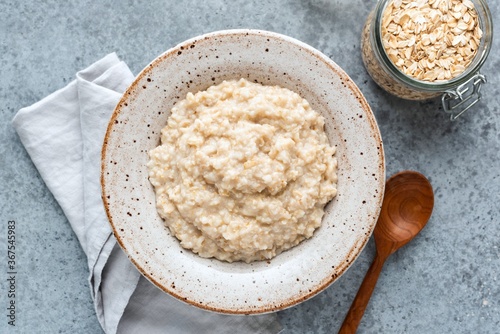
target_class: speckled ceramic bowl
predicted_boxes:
[101,29,385,314]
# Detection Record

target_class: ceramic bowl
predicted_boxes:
[101,29,385,314]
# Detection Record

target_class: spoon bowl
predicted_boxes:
[375,171,434,257]
[339,170,434,334]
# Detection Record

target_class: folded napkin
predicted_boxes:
[12,53,282,334]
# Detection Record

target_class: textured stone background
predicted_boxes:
[1,0,499,333]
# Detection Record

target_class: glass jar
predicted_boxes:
[361,0,493,120]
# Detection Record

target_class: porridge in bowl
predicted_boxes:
[147,78,338,263]
[103,29,384,313]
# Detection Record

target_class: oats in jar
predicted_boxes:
[147,78,338,263]
[360,0,489,101]
[382,0,483,82]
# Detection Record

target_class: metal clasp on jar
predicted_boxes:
[442,73,487,121]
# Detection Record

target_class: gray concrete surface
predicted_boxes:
[1,0,499,333]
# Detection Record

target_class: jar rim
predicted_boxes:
[372,0,493,92]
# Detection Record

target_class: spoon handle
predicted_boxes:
[338,253,387,334]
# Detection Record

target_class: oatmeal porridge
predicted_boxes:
[147,78,338,263]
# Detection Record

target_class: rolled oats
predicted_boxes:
[382,0,482,82]
[361,0,484,100]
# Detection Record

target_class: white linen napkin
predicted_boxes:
[12,53,282,334]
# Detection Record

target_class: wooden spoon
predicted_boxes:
[338,170,434,334]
